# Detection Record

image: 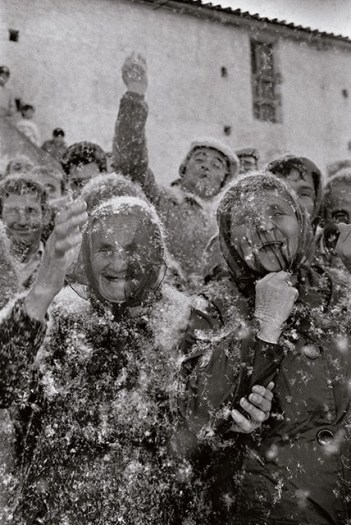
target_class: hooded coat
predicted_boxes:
[181,175,351,524]
[0,195,207,524]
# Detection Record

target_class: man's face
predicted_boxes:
[279,168,315,217]
[69,162,99,196]
[182,147,229,199]
[324,181,351,225]
[22,108,34,120]
[7,160,34,176]
[2,193,44,247]
[40,174,63,203]
[90,214,139,303]
[239,155,257,174]
[53,135,65,146]
[231,191,300,273]
[0,73,9,87]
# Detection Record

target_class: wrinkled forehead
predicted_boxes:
[3,190,41,206]
[191,146,228,164]
[229,188,296,224]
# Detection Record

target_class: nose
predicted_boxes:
[108,250,128,274]
[17,210,28,225]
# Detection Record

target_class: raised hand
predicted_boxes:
[122,53,148,96]
[255,271,298,343]
[24,199,88,320]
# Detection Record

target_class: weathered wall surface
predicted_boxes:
[2,0,351,183]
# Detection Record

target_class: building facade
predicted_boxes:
[2,0,351,183]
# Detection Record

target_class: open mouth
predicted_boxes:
[256,241,283,250]
[102,274,126,282]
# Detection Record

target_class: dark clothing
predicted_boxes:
[181,264,351,524]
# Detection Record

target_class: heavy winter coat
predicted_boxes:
[181,176,351,524]
[0,195,209,524]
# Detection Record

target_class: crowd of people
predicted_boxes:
[0,53,350,524]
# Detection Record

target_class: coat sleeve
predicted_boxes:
[0,299,48,408]
[111,91,159,202]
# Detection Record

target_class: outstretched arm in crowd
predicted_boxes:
[112,53,158,201]
[0,199,87,407]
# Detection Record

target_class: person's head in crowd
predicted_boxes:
[178,139,239,200]
[31,165,65,204]
[327,159,351,179]
[62,142,107,196]
[217,173,314,293]
[236,148,259,174]
[5,155,35,177]
[266,155,322,224]
[81,172,146,212]
[0,176,49,259]
[81,181,166,307]
[21,104,35,120]
[52,127,66,146]
[0,65,10,87]
[320,170,351,226]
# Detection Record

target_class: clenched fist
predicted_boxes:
[255,271,298,344]
[122,53,148,96]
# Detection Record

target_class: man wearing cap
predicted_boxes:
[112,54,239,282]
[42,128,67,161]
[0,66,15,118]
[236,147,259,174]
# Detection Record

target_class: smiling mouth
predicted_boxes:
[102,274,126,282]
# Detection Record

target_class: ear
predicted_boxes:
[179,163,187,177]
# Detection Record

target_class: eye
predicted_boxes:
[98,245,113,254]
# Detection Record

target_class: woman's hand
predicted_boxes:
[255,271,298,344]
[229,382,274,433]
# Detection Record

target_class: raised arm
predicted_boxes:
[0,199,87,406]
[112,54,159,202]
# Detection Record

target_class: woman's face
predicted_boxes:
[230,190,300,273]
[90,214,139,303]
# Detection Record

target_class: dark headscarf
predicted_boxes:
[81,196,166,308]
[266,155,323,226]
[217,174,315,295]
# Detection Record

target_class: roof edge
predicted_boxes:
[134,0,351,49]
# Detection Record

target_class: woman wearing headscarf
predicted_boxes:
[181,173,351,524]
[0,176,272,523]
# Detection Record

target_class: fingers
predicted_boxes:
[337,223,351,243]
[54,231,83,258]
[239,397,269,424]
[55,200,87,234]
[230,408,255,433]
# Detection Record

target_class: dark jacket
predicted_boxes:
[181,178,351,524]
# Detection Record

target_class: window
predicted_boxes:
[9,29,19,42]
[251,39,279,123]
